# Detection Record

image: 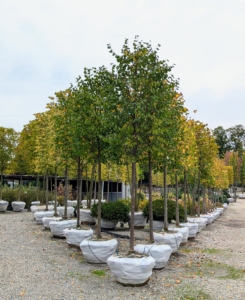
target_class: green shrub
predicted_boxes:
[1,186,53,209]
[142,199,185,223]
[91,201,130,223]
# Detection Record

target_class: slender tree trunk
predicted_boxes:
[175,172,179,226]
[88,165,95,208]
[54,168,58,216]
[77,156,81,228]
[86,167,88,200]
[129,162,136,251]
[18,175,23,201]
[45,172,49,211]
[148,151,154,242]
[197,171,200,217]
[0,173,3,200]
[163,164,168,231]
[183,170,187,222]
[64,164,68,219]
[192,174,196,215]
[203,186,206,214]
[36,175,39,201]
[93,174,97,200]
[116,179,118,201]
[97,150,102,239]
[125,181,127,199]
[187,184,192,214]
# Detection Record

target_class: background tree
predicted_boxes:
[0,127,18,199]
[212,126,231,158]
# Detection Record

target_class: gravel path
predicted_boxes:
[1,200,245,300]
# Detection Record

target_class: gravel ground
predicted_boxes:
[1,200,245,300]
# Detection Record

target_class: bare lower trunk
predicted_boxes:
[197,172,200,217]
[54,169,58,216]
[18,175,23,201]
[163,165,168,231]
[36,175,39,201]
[77,157,81,228]
[45,173,49,211]
[175,172,179,226]
[0,173,3,200]
[203,186,206,214]
[97,151,102,239]
[183,170,187,222]
[64,165,68,219]
[130,162,136,251]
[148,151,153,242]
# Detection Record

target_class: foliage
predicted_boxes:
[91,201,130,222]
[142,199,185,222]
[1,186,53,208]
[212,126,231,158]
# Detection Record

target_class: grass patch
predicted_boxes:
[177,285,211,300]
[91,270,106,277]
[201,248,222,255]
[204,261,244,279]
[66,271,88,280]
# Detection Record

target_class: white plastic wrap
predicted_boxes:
[81,199,106,208]
[31,201,40,206]
[153,231,183,253]
[168,225,189,243]
[129,212,146,228]
[34,211,54,223]
[12,201,26,212]
[107,254,155,285]
[152,221,164,230]
[49,219,77,237]
[31,205,54,213]
[80,238,118,263]
[215,208,224,214]
[134,243,172,269]
[187,217,207,232]
[223,203,228,209]
[42,216,62,228]
[63,228,93,246]
[101,220,118,229]
[238,194,245,199]
[228,197,234,203]
[67,200,77,207]
[0,200,8,212]
[57,206,74,218]
[200,214,215,224]
[210,211,220,220]
[79,209,96,224]
[180,222,198,238]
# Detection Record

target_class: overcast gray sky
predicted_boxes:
[1,0,244,132]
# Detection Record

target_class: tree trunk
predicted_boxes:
[97,149,102,239]
[18,175,23,201]
[54,169,58,216]
[130,162,136,251]
[116,179,119,201]
[163,165,168,231]
[77,156,81,228]
[45,173,49,211]
[175,172,179,226]
[0,173,3,200]
[183,170,187,222]
[197,172,200,217]
[63,164,68,219]
[148,151,154,242]
[203,186,206,214]
[192,174,196,216]
[36,175,40,201]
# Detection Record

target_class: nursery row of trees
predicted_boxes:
[0,37,244,248]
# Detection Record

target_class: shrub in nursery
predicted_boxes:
[91,201,130,223]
